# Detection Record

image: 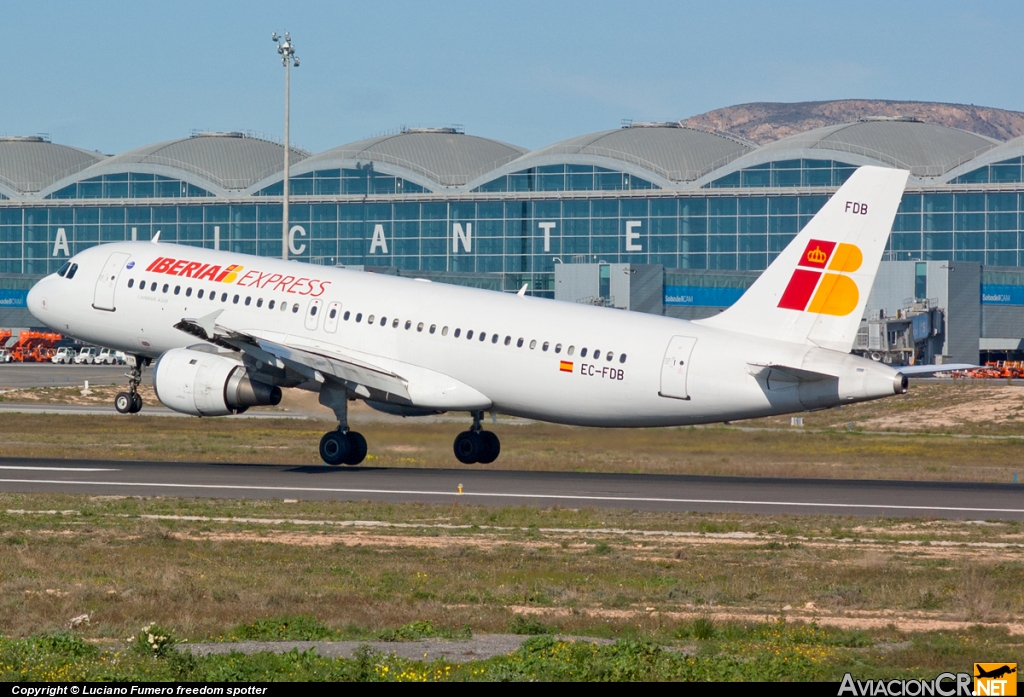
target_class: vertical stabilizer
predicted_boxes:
[695,166,909,351]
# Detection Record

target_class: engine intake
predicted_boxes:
[153,347,282,416]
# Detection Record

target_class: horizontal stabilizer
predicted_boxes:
[748,363,835,384]
[896,363,975,376]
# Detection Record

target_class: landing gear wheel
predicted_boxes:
[344,431,367,466]
[130,393,143,413]
[319,431,351,466]
[478,431,500,464]
[453,430,484,464]
[115,392,133,414]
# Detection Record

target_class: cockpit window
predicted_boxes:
[65,264,78,280]
[57,261,71,277]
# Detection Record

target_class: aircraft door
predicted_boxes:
[92,252,131,311]
[659,335,697,400]
[304,298,323,331]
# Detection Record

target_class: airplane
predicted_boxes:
[26,165,955,466]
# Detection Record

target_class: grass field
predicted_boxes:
[0,494,1021,680]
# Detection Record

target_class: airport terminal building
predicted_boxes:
[4,116,1024,363]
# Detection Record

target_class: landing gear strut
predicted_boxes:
[318,383,367,466]
[453,411,500,464]
[115,356,146,414]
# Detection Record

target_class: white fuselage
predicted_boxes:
[27,242,903,427]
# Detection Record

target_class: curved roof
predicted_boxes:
[298,129,527,188]
[0,137,106,194]
[82,133,308,191]
[748,119,1000,178]
[505,125,755,184]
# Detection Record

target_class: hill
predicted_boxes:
[680,100,1024,144]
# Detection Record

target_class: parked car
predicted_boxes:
[51,347,76,364]
[0,348,12,363]
[73,347,99,365]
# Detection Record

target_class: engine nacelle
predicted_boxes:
[153,348,282,416]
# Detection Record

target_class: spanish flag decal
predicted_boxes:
[559,361,574,373]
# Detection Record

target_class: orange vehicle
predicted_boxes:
[8,331,62,362]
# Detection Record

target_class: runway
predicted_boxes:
[0,457,1021,520]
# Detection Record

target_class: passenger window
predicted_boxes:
[479,332,486,342]
[282,301,288,311]
[467,330,474,340]
[310,304,318,316]
[186,287,192,297]
[491,334,498,344]
[529,340,537,349]
[268,299,274,309]
[256,298,262,307]
[568,346,575,356]
[429,324,436,334]
[594,348,600,358]
[329,307,336,319]
[454,328,461,338]
[392,319,399,328]
[163,284,169,293]
[381,316,387,325]
[417,322,424,332]
[442,326,449,336]
[174,286,181,295]
[542,342,549,351]
[221,292,228,302]
[343,310,350,320]
[198,289,204,299]
[517,338,524,348]
[405,320,412,330]
[619,353,627,363]
[355,313,362,322]
[555,344,561,353]
[127,278,134,288]
[606,351,613,361]
[368,315,375,323]
[292,303,299,313]
[581,348,588,357]
[245,296,251,306]
[233,295,239,304]
[504,336,511,346]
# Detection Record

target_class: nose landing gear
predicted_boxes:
[453,411,500,464]
[115,356,146,414]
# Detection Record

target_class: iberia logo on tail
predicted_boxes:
[777,239,862,316]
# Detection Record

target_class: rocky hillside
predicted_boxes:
[680,100,1024,144]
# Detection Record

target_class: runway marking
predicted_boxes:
[0,466,119,472]
[0,478,1022,515]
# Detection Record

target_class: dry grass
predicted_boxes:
[0,495,1021,642]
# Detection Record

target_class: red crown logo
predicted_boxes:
[806,246,827,265]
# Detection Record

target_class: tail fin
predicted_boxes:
[696,165,909,352]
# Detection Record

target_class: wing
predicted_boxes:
[174,310,413,406]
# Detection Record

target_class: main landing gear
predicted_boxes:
[453,411,500,464]
[115,356,146,414]
[317,383,367,466]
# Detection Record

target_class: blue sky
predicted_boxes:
[4,1,1023,154]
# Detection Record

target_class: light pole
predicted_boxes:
[272,31,299,260]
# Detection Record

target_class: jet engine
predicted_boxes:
[152,347,282,416]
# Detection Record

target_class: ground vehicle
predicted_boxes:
[73,347,99,364]
[51,347,76,364]
[95,348,121,365]
[8,331,61,362]
[0,348,12,363]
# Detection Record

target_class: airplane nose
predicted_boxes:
[26,280,46,319]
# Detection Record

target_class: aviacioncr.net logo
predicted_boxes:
[778,239,863,317]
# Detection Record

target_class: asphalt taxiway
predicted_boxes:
[0,458,1021,520]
